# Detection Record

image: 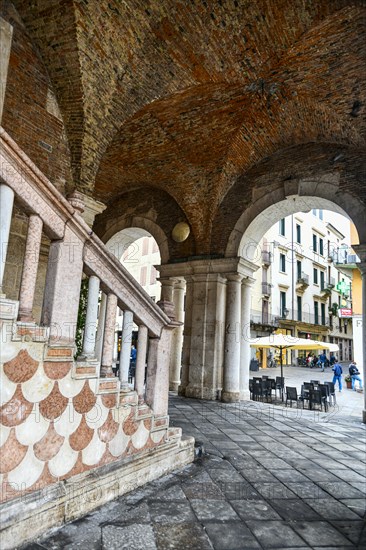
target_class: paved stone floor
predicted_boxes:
[23,368,365,550]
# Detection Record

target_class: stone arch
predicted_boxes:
[101,216,169,265]
[225,176,366,259]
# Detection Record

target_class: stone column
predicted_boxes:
[240,278,254,400]
[0,183,15,295]
[135,325,148,402]
[146,328,173,416]
[0,18,13,124]
[18,215,43,322]
[80,275,100,359]
[222,274,242,403]
[157,276,176,319]
[185,273,227,400]
[119,310,133,391]
[358,262,366,423]
[178,276,193,396]
[95,292,107,361]
[169,279,185,391]
[41,226,84,345]
[100,293,117,377]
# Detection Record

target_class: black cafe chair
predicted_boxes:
[309,389,328,412]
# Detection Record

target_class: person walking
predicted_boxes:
[349,361,363,391]
[332,361,343,392]
[319,351,327,372]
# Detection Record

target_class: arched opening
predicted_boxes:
[230,192,363,382]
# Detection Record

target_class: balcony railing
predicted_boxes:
[250,310,279,327]
[296,272,309,286]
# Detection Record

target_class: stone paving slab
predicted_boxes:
[22,393,366,550]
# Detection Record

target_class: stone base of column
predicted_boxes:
[363,409,366,424]
[100,365,115,377]
[169,380,180,392]
[185,384,219,400]
[221,390,240,403]
[120,382,131,393]
[177,385,186,396]
[0,297,19,320]
[17,308,34,323]
[239,389,251,401]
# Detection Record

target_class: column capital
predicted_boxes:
[226,273,243,283]
[241,275,256,287]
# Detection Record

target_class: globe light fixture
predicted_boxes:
[172,222,190,243]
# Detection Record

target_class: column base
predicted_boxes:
[169,381,180,392]
[221,390,240,403]
[185,384,219,400]
[177,385,187,397]
[239,389,251,401]
[100,365,114,377]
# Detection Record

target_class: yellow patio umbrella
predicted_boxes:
[250,334,339,400]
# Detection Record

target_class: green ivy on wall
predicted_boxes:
[75,278,89,359]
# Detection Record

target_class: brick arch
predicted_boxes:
[102,217,169,265]
[225,177,366,259]
[93,187,196,263]
[210,142,366,257]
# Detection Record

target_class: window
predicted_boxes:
[297,296,302,322]
[321,303,326,325]
[319,238,324,256]
[152,240,159,253]
[297,260,302,281]
[296,224,301,244]
[320,271,325,291]
[262,300,269,325]
[140,266,147,286]
[312,209,317,216]
[279,253,286,272]
[313,268,318,285]
[314,301,319,325]
[142,238,149,256]
[280,291,287,317]
[312,234,317,252]
[279,218,285,236]
[319,209,323,220]
[150,266,157,285]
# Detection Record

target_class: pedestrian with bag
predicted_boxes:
[332,361,343,392]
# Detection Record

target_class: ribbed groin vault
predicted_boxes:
[1,1,366,547]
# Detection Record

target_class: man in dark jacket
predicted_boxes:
[349,361,363,391]
[332,362,343,392]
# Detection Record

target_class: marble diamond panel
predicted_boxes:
[3,349,39,383]
[0,423,10,446]
[58,375,85,398]
[108,425,130,458]
[82,429,106,466]
[131,422,150,450]
[48,439,79,477]
[22,365,54,402]
[39,382,69,421]
[73,381,97,414]
[0,385,33,427]
[98,410,119,443]
[69,415,94,451]
[8,446,44,488]
[33,421,65,461]
[0,428,28,473]
[85,396,109,429]
[0,367,16,405]
[53,404,82,437]
[16,406,49,445]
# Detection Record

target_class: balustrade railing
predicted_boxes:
[0,127,176,416]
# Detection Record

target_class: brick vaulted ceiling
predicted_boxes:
[12,0,366,249]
